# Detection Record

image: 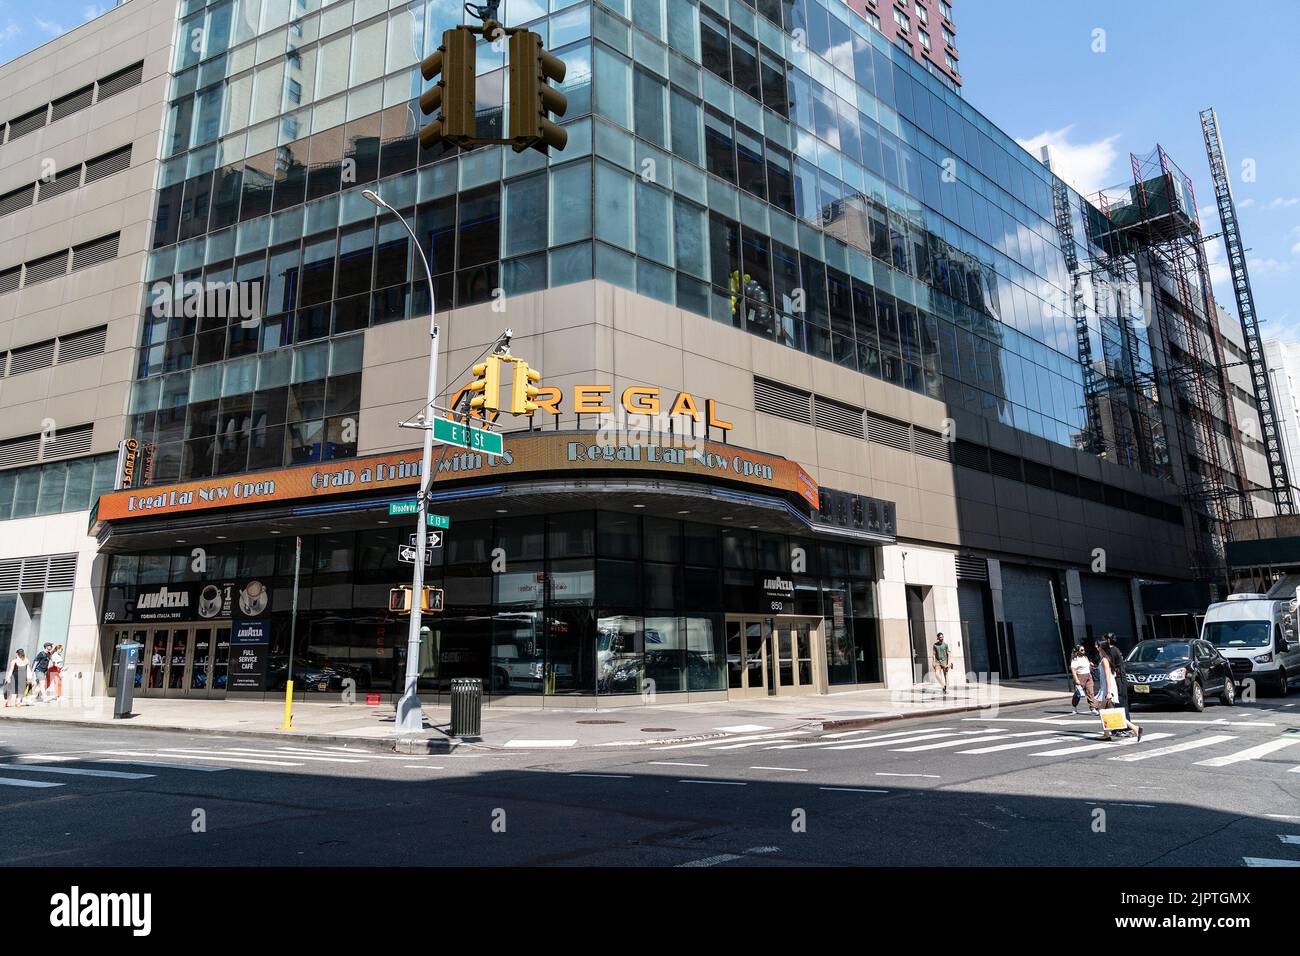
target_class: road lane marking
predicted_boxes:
[1244,857,1300,867]
[677,854,741,867]
[1109,735,1238,762]
[749,766,808,772]
[503,739,578,748]
[1029,733,1173,756]
[965,716,1276,727]
[679,779,747,786]
[1266,813,1300,819]
[1279,835,1300,845]
[1195,738,1300,767]
[570,773,632,779]
[819,786,888,793]
[0,776,63,788]
[959,736,1077,754]
[828,732,965,751]
[1086,801,1155,809]
[647,761,708,767]
[403,765,444,769]
[275,747,415,760]
[876,772,940,778]
[892,731,1056,752]
[0,764,153,780]
[715,724,772,733]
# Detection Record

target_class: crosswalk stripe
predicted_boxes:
[653,731,805,751]
[275,748,415,761]
[152,751,305,767]
[97,759,229,772]
[959,735,1077,754]
[1243,857,1300,867]
[170,748,363,764]
[1279,835,1300,845]
[0,776,63,788]
[0,775,62,790]
[1029,733,1173,757]
[712,734,814,750]
[892,731,1058,753]
[1110,735,1238,763]
[1195,738,1300,768]
[0,764,153,780]
[771,727,955,750]
[828,731,965,751]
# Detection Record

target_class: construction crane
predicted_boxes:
[1200,107,1296,515]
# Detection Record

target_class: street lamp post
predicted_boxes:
[364,188,438,735]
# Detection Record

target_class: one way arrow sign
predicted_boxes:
[397,544,433,565]
[409,532,443,549]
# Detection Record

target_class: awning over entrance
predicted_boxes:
[91,431,896,551]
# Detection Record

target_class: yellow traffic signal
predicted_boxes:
[388,586,413,613]
[508,30,568,155]
[510,361,542,415]
[420,28,477,150]
[468,354,504,412]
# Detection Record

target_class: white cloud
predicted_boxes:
[1248,257,1292,275]
[0,19,20,44]
[1205,238,1232,289]
[1015,125,1121,197]
[82,5,108,20]
[1290,240,1300,256]
[32,15,64,35]
[1270,197,1300,209]
[1239,197,1257,209]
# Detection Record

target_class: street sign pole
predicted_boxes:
[366,188,436,736]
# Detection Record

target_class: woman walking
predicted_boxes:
[1097,634,1143,742]
[4,648,30,707]
[1069,644,1098,714]
[48,643,64,700]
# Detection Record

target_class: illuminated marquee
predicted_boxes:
[448,382,734,431]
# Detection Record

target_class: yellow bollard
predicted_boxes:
[279,679,294,730]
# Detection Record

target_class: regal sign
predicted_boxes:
[93,432,819,526]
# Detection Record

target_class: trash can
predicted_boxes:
[449,678,482,738]
[113,642,143,719]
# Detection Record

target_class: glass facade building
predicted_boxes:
[135,0,1168,489]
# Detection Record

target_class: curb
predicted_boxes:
[0,713,480,754]
[819,694,1067,731]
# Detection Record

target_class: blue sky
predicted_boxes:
[958,0,1300,343]
[2,0,1297,340]
[0,0,113,56]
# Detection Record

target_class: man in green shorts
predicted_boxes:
[932,632,952,694]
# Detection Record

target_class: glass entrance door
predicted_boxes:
[727,616,822,698]
[187,625,231,698]
[165,628,191,695]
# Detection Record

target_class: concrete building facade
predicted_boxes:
[0,0,1220,706]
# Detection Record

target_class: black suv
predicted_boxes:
[1124,639,1235,712]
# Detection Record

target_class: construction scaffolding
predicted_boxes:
[1201,107,1296,515]
[1085,146,1250,580]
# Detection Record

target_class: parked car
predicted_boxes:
[1124,638,1235,712]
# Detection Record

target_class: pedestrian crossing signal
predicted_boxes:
[389,586,444,614]
[388,586,413,613]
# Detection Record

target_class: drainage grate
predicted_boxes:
[576,719,624,725]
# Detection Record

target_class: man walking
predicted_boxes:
[932,632,952,694]
[30,642,53,702]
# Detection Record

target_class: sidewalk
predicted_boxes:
[0,678,1069,754]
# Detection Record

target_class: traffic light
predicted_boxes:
[468,354,504,413]
[388,586,413,613]
[419,27,477,150]
[507,30,568,154]
[420,586,444,614]
[510,360,541,415]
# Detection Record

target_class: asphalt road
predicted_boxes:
[3,696,1299,867]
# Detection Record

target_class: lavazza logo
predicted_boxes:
[49,886,151,936]
[136,587,189,611]
[763,576,795,595]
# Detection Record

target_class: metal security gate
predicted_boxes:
[1080,576,1136,651]
[999,565,1068,677]
[958,581,991,674]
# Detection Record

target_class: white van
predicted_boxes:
[1200,586,1300,696]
